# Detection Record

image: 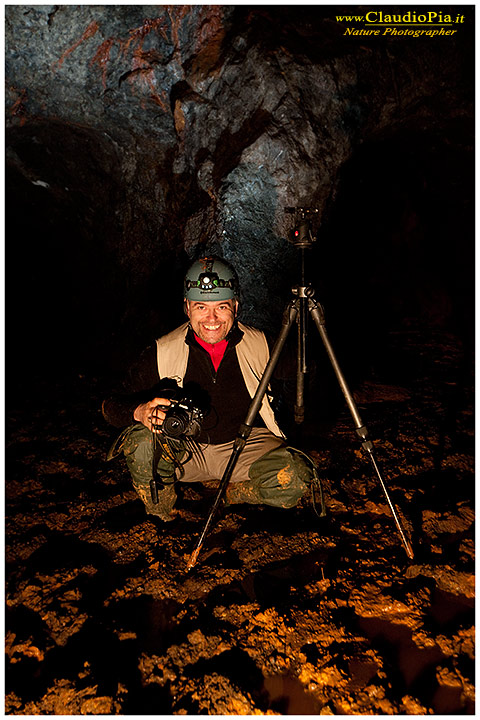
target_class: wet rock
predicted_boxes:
[406,564,474,599]
[436,628,475,661]
[434,665,475,715]
[5,633,45,664]
[349,582,424,630]
[422,505,474,537]
[400,694,430,714]
[21,679,118,715]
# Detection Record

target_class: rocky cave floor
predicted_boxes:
[5,329,475,715]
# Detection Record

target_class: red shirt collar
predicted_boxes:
[194,334,228,372]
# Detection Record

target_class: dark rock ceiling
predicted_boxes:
[5,5,474,381]
[5,7,475,714]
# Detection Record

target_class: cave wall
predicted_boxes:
[5,5,474,379]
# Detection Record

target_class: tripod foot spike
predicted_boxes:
[404,539,414,561]
[186,547,200,572]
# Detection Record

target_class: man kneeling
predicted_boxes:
[102,257,315,521]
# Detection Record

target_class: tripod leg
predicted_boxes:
[186,432,248,570]
[186,301,299,571]
[309,300,414,560]
[295,296,308,424]
[309,302,364,429]
[366,450,414,560]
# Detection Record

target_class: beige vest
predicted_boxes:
[155,322,284,438]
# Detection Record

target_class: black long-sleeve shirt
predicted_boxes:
[102,325,267,444]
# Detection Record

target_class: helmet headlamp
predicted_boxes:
[184,256,239,301]
[185,271,236,292]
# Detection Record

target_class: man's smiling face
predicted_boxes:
[186,299,238,345]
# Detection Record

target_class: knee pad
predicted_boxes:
[248,446,315,508]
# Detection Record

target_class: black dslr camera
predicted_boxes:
[153,397,205,439]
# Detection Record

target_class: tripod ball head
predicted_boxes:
[285,206,319,249]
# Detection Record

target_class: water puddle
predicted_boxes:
[240,549,330,605]
[356,585,474,715]
[429,586,474,626]
[264,674,321,714]
[358,616,444,687]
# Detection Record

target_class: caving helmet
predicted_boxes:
[184,256,239,302]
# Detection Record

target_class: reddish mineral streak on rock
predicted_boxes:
[125,16,169,51]
[191,6,226,78]
[53,20,99,70]
[10,87,27,115]
[86,17,170,107]
[196,5,225,47]
[122,18,170,111]
[9,87,28,125]
[89,37,115,89]
[53,15,170,107]
[127,51,168,111]
[167,5,191,53]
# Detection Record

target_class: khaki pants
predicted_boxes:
[118,424,312,520]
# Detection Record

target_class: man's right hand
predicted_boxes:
[134,398,172,433]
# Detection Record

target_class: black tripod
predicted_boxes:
[186,208,414,570]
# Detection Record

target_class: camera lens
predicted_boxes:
[163,410,188,438]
